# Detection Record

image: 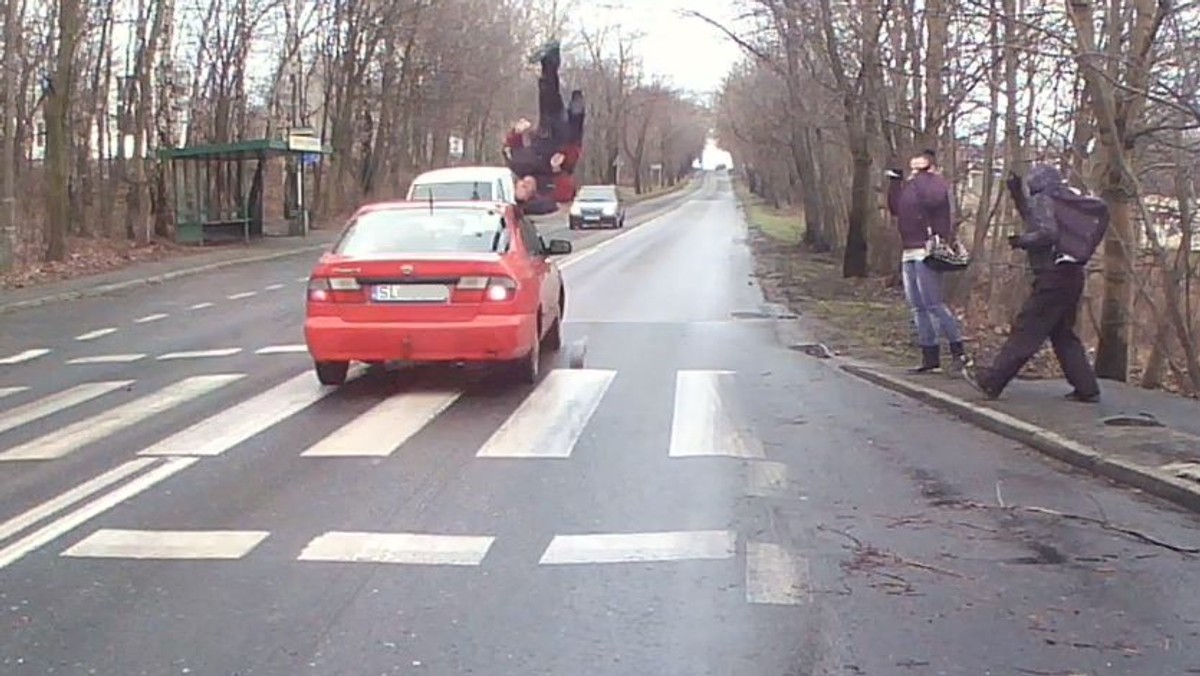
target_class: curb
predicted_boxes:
[840,363,1200,514]
[0,243,330,315]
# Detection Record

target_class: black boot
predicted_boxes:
[909,346,940,374]
[568,89,585,117]
[530,39,561,68]
[948,341,967,374]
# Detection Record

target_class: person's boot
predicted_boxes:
[962,360,1001,400]
[908,346,940,374]
[529,39,561,68]
[568,89,585,117]
[948,341,967,374]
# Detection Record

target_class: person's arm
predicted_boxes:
[1013,193,1058,249]
[1006,171,1030,221]
[885,171,904,217]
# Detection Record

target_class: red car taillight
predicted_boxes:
[307,276,365,303]
[451,276,517,302]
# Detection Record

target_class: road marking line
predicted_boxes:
[0,349,51,365]
[746,461,791,497]
[75,328,118,341]
[139,370,343,457]
[295,276,309,283]
[264,283,285,291]
[0,375,243,461]
[62,529,270,560]
[302,391,460,457]
[188,302,214,310]
[67,354,146,364]
[157,348,242,360]
[668,370,764,458]
[255,344,308,355]
[559,206,678,270]
[746,542,811,605]
[0,458,155,544]
[298,531,494,566]
[0,457,198,570]
[476,368,615,458]
[228,291,257,300]
[539,530,737,565]
[0,386,28,400]
[0,381,133,436]
[134,313,169,323]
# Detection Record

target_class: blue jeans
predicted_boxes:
[902,259,963,347]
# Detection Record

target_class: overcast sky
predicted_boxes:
[572,0,747,95]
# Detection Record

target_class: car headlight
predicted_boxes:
[602,205,616,215]
[569,204,582,215]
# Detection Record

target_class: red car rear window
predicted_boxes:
[335,209,509,256]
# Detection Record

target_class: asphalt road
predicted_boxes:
[2,172,1200,674]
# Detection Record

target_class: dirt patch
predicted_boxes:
[0,237,208,290]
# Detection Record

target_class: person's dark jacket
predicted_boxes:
[1010,164,1109,272]
[886,169,954,249]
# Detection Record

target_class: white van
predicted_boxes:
[406,166,517,204]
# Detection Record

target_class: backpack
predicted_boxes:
[1049,191,1108,263]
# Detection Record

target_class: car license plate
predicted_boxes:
[371,284,449,303]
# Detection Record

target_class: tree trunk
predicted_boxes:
[0,0,19,270]
[44,0,83,262]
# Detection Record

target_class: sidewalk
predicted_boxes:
[838,360,1200,512]
[0,231,340,315]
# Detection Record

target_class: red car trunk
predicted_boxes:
[314,253,513,323]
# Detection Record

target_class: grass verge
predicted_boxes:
[734,181,915,367]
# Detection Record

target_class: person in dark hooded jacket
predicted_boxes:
[505,40,586,213]
[963,163,1107,402]
[886,149,967,373]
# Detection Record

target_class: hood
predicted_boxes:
[1026,164,1065,195]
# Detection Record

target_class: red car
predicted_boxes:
[304,201,572,385]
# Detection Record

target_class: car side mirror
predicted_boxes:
[546,239,572,256]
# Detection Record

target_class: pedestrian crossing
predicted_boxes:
[0,366,811,606]
[0,366,763,464]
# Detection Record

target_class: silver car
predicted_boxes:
[568,185,626,230]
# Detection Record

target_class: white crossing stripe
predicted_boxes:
[0,381,132,436]
[295,276,309,283]
[140,371,342,457]
[539,530,737,565]
[0,458,155,544]
[75,327,118,341]
[134,313,169,323]
[746,461,791,497]
[157,348,242,360]
[668,370,763,458]
[67,354,146,364]
[745,542,810,605]
[188,302,214,310]
[264,283,285,291]
[0,457,198,570]
[0,386,28,400]
[62,529,270,560]
[0,349,51,365]
[302,391,461,457]
[476,369,616,458]
[0,375,243,461]
[227,291,257,300]
[255,344,308,355]
[298,532,495,565]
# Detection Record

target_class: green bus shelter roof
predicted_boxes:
[158,137,332,161]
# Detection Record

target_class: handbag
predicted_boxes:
[924,234,970,271]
